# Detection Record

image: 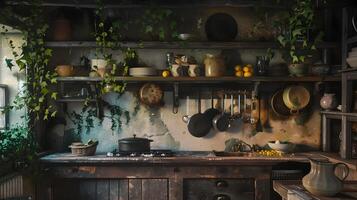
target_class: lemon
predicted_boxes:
[162,70,170,77]
[235,71,244,77]
[243,66,250,72]
[234,65,242,71]
[244,71,253,78]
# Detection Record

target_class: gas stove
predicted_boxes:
[106,150,174,158]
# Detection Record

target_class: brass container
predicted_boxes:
[204,54,226,77]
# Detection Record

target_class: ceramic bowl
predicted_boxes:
[91,59,107,70]
[55,65,74,77]
[268,141,295,152]
[178,33,194,41]
[347,57,357,68]
[288,64,307,77]
[311,65,330,75]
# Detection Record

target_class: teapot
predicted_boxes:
[302,159,349,196]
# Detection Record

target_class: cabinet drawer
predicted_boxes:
[183,178,254,200]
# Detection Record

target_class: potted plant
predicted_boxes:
[276,0,322,77]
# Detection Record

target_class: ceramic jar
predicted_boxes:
[188,64,200,77]
[55,65,74,77]
[204,54,225,77]
[302,159,349,196]
[320,93,338,110]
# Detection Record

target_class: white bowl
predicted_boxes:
[178,33,194,41]
[268,141,295,152]
[129,67,157,77]
[346,57,357,68]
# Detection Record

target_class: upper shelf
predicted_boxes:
[56,76,341,83]
[45,41,340,50]
[5,0,290,9]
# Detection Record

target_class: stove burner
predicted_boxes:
[106,150,174,157]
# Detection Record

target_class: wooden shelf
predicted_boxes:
[321,111,357,121]
[318,152,357,170]
[5,0,289,9]
[56,76,341,83]
[45,41,340,49]
[339,68,357,73]
[56,98,96,103]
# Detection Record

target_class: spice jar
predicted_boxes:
[204,54,226,77]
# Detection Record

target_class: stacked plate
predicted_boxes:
[347,47,357,68]
[129,67,157,77]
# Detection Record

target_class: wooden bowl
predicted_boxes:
[55,65,74,77]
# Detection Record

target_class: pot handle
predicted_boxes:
[352,16,357,33]
[334,162,349,181]
[290,109,299,115]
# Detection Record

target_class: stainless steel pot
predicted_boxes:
[118,134,153,152]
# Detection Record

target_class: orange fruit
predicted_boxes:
[244,71,253,77]
[235,71,244,77]
[234,65,242,71]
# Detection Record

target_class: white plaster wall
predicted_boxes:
[0,25,26,125]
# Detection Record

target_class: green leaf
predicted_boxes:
[5,59,14,70]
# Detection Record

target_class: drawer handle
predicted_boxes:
[216,180,228,188]
[214,194,230,200]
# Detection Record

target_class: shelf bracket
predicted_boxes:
[172,82,179,114]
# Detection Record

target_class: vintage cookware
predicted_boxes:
[187,92,211,137]
[204,54,226,77]
[205,13,238,41]
[271,89,291,118]
[55,65,74,77]
[203,91,220,127]
[182,96,191,123]
[118,134,153,152]
[302,159,349,197]
[283,86,310,114]
[139,83,163,106]
[320,93,338,110]
[213,94,230,132]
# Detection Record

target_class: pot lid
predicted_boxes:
[118,134,153,143]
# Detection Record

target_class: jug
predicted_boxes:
[302,159,349,196]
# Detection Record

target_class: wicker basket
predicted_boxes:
[69,141,98,156]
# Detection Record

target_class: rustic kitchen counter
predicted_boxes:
[40,152,327,165]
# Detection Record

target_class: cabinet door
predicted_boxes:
[129,179,168,200]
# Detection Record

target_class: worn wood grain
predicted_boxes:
[142,179,168,200]
[119,179,129,200]
[79,180,96,200]
[128,179,141,200]
[96,180,109,200]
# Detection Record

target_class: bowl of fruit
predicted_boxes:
[267,140,295,153]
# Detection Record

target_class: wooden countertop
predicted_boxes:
[40,152,327,166]
[273,180,357,200]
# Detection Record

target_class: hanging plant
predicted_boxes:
[0,0,57,121]
[275,0,323,64]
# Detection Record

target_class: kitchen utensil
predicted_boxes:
[228,94,236,126]
[236,93,242,119]
[255,99,263,132]
[213,94,230,132]
[205,13,238,41]
[283,86,310,114]
[271,89,291,118]
[182,96,191,123]
[204,54,226,77]
[267,141,294,152]
[353,16,357,33]
[187,91,211,137]
[118,134,153,152]
[263,99,272,131]
[320,93,338,110]
[203,91,220,127]
[129,67,157,77]
[55,65,74,77]
[139,83,163,106]
[302,159,349,196]
[242,91,251,123]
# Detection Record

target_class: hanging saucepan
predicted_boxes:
[283,86,310,114]
[213,94,230,132]
[271,89,291,118]
[118,134,153,152]
[203,91,220,127]
[139,83,164,106]
[187,91,211,137]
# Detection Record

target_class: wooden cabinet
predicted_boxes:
[48,178,168,200]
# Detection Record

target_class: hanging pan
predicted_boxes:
[187,91,211,137]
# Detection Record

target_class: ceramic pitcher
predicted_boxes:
[302,159,349,197]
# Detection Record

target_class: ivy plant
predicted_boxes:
[275,0,322,64]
